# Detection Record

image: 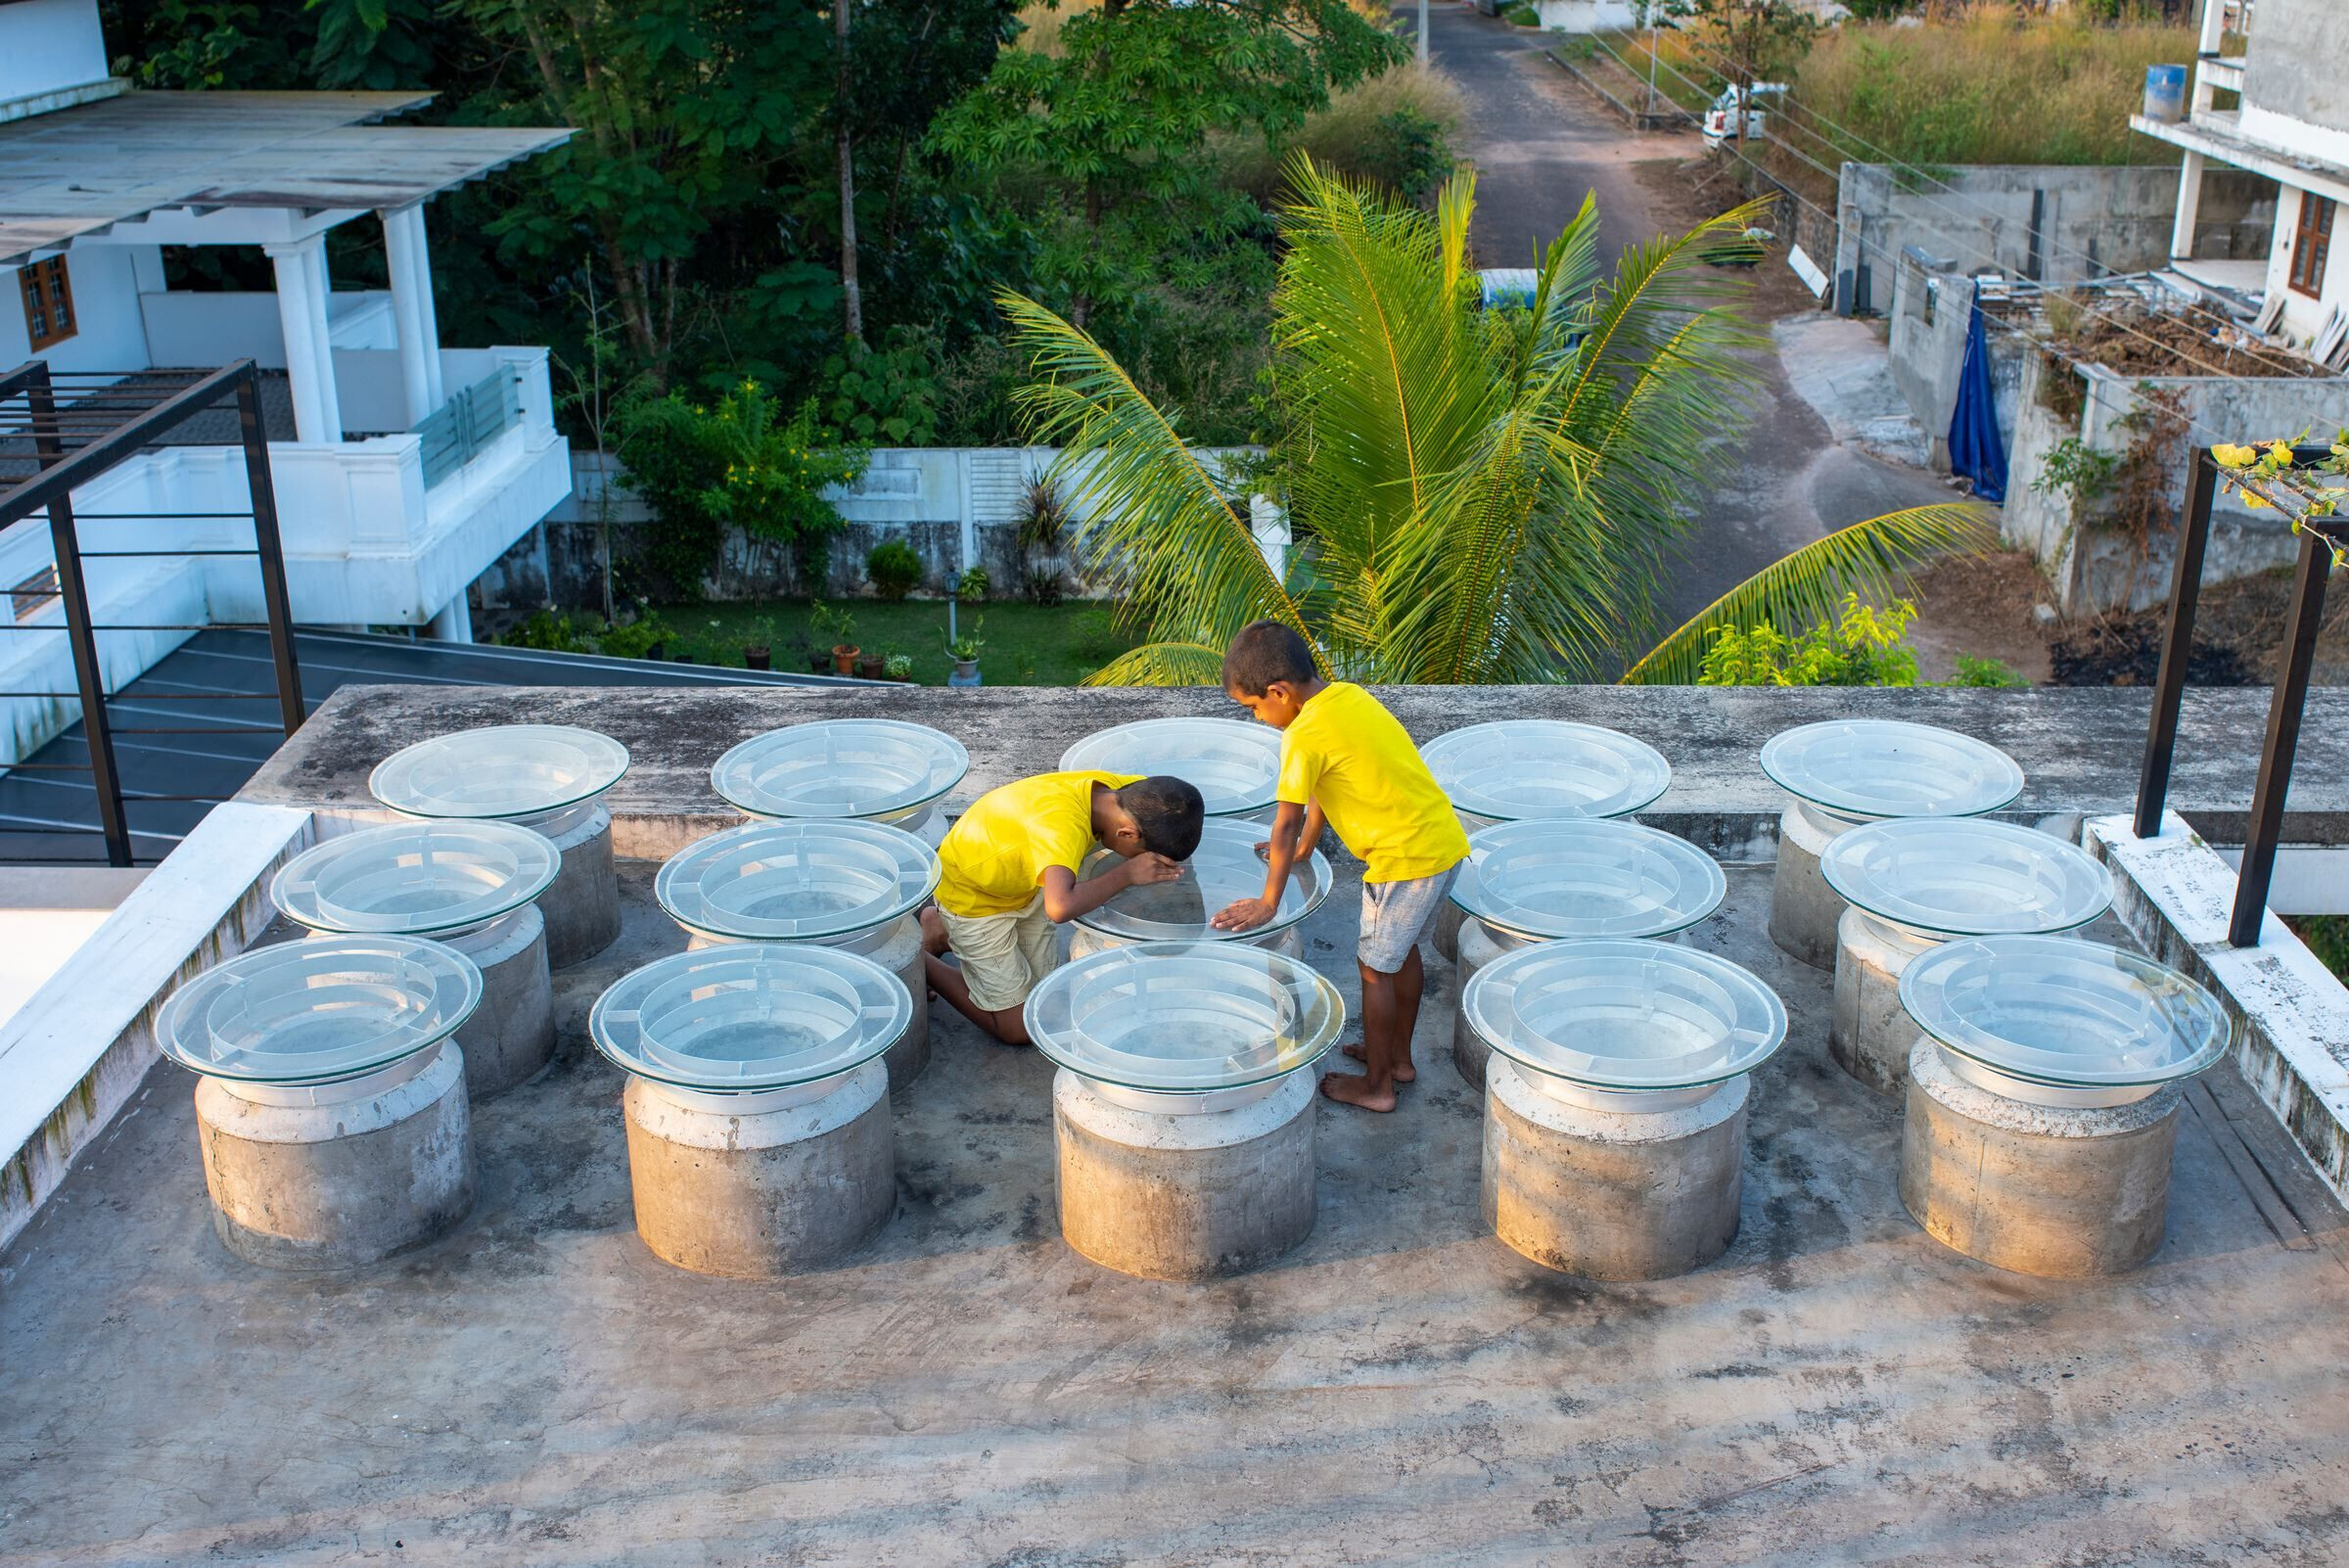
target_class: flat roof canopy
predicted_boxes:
[0,90,571,264]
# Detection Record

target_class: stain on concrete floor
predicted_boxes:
[4,864,2347,1566]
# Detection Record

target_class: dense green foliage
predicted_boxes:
[1697,596,1920,687]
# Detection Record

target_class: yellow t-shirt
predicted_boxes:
[935,770,1141,917]
[1277,682,1468,885]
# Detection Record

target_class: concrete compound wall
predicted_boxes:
[1886,254,2026,473]
[2001,353,2349,615]
[1835,162,2274,318]
[476,445,1275,612]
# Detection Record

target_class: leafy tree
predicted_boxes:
[933,0,1404,324]
[1003,160,1990,685]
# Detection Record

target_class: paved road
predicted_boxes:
[1418,3,1958,648]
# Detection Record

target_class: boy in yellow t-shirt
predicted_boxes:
[923,771,1205,1045]
[1213,620,1469,1112]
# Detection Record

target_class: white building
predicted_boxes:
[2136,0,2347,351]
[0,0,570,711]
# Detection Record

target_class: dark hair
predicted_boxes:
[1221,619,1317,695]
[1116,776,1205,860]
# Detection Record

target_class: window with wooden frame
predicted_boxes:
[18,256,75,349]
[2288,193,2335,300]
[11,563,58,623]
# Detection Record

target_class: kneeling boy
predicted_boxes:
[924,771,1205,1044]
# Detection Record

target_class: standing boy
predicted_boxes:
[924,771,1205,1044]
[1213,621,1469,1111]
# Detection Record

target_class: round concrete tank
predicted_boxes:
[271,819,561,1098]
[1448,818,1727,1090]
[656,818,941,1090]
[712,718,969,850]
[1463,938,1786,1280]
[1896,935,2234,1277]
[1421,719,1671,961]
[1065,816,1330,961]
[1820,818,2112,1097]
[1024,940,1343,1280]
[1059,716,1282,823]
[158,935,484,1269]
[1759,718,2023,970]
[370,723,629,967]
[591,944,912,1277]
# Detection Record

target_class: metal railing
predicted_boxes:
[414,365,523,487]
[0,359,304,866]
[2135,441,2338,946]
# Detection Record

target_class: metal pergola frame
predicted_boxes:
[0,359,303,866]
[2135,441,2341,947]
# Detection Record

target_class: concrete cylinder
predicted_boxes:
[1432,809,1497,961]
[1769,802,1859,970]
[539,805,621,968]
[687,913,930,1091]
[442,906,556,1098]
[1899,1039,2182,1278]
[194,1043,476,1270]
[1067,924,1301,963]
[622,1059,895,1278]
[1481,1058,1747,1281]
[1829,908,1940,1098]
[1452,914,1535,1091]
[1052,1067,1317,1281]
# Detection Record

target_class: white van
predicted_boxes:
[1702,83,1788,151]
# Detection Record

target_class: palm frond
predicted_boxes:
[1619,504,2000,685]
[1082,640,1229,688]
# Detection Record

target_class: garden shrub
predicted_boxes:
[866,539,924,601]
[1698,596,1921,687]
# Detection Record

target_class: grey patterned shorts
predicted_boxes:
[1358,866,1460,975]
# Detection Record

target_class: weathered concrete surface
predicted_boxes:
[193,1045,476,1271]
[1485,1063,1749,1281]
[1901,1039,2184,1280]
[622,1062,895,1279]
[447,908,557,1099]
[1830,908,1935,1098]
[1451,912,1530,1092]
[234,682,2349,858]
[7,862,2349,1564]
[1768,802,1849,969]
[1053,1069,1317,1281]
[539,807,620,968]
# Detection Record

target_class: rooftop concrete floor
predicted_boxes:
[5,863,2349,1566]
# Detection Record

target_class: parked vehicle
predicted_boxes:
[1701,83,1788,151]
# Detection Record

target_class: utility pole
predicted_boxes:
[1645,0,1659,116]
[1417,0,1429,65]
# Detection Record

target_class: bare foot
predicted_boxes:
[1320,1070,1398,1113]
[1341,1040,1413,1083]
[919,905,950,956]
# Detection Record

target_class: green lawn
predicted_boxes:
[658,598,1142,686]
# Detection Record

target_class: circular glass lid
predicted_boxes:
[1057,717,1281,817]
[1900,935,2233,1089]
[1759,719,2022,821]
[1821,818,2112,939]
[590,944,912,1093]
[712,720,969,821]
[1073,816,1331,943]
[272,820,559,936]
[157,935,482,1085]
[369,724,628,820]
[1024,940,1344,1093]
[656,819,939,942]
[1463,939,1786,1090]
[1452,819,1727,941]
[1420,721,1671,820]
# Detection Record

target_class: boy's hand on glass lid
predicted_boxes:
[1125,852,1185,887]
[1212,897,1274,932]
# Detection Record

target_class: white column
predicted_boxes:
[2171,151,2206,262]
[427,590,474,644]
[382,204,438,426]
[265,236,342,443]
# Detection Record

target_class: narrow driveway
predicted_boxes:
[1418,3,1959,647]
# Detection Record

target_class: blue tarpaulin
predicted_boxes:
[1948,282,2008,503]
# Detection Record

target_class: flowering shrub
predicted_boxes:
[2211,436,2349,567]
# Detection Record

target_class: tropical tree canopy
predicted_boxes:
[1000,157,1992,685]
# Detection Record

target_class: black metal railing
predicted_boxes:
[2135,441,2340,946]
[0,360,304,866]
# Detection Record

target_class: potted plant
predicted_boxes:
[743,614,775,671]
[946,617,985,686]
[812,601,859,674]
[855,649,886,680]
[884,652,914,682]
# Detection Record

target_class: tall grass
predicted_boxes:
[1790,10,2190,167]
[1217,59,1469,202]
[1584,27,1720,114]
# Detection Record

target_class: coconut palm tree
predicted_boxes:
[1000,157,1992,685]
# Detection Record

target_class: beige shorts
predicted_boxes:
[937,893,1064,1013]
